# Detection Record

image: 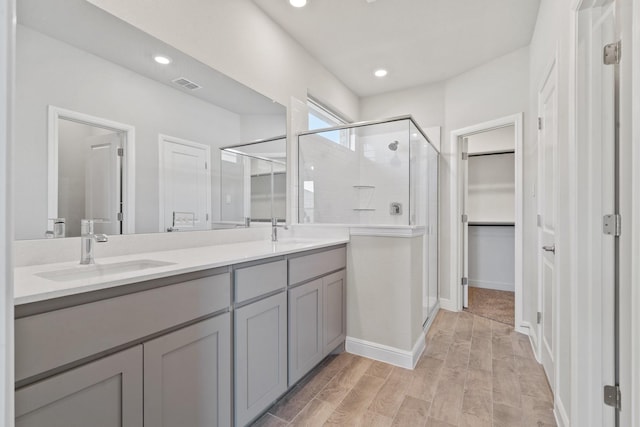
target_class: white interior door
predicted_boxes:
[538,60,558,387]
[160,136,211,232]
[461,137,469,309]
[85,133,122,235]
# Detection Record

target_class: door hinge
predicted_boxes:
[537,214,542,227]
[117,148,124,157]
[117,212,123,222]
[461,214,468,223]
[603,214,621,236]
[603,41,621,65]
[537,312,542,324]
[461,152,468,160]
[603,385,621,410]
[205,161,208,170]
[206,213,209,221]
[461,277,468,286]
[537,117,543,130]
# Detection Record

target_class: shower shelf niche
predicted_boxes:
[353,185,375,211]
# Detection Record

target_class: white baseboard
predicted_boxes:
[423,302,440,334]
[469,280,515,293]
[555,397,570,427]
[515,319,529,336]
[346,333,425,370]
[438,297,458,311]
[522,321,540,362]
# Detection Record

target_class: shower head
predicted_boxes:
[388,141,399,151]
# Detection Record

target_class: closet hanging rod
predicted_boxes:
[468,149,515,158]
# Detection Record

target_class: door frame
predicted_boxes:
[630,2,640,426]
[157,134,211,232]
[47,106,136,234]
[450,113,525,334]
[570,1,620,425]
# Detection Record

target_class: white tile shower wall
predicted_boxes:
[298,133,359,224]
[357,128,410,225]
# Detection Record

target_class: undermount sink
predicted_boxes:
[36,260,176,282]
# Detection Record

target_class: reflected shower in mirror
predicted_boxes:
[15,0,286,240]
[219,137,287,228]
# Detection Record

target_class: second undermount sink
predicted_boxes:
[36,259,176,282]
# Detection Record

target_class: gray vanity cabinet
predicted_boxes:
[288,278,323,385]
[234,292,287,426]
[322,269,347,354]
[143,313,231,427]
[287,246,347,387]
[15,345,143,427]
[15,269,232,427]
[233,259,288,426]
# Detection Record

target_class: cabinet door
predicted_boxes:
[15,346,142,427]
[288,279,323,386]
[323,269,347,355]
[143,313,231,427]
[235,292,287,426]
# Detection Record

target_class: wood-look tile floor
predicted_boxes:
[252,309,556,427]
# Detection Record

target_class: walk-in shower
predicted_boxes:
[298,116,439,322]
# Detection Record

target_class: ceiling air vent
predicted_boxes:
[172,77,202,91]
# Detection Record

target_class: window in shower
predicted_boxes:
[307,97,351,148]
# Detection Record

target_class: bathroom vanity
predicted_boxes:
[13,238,347,427]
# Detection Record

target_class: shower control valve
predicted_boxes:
[390,202,402,215]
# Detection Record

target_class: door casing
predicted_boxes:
[450,113,524,333]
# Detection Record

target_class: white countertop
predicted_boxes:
[14,237,349,305]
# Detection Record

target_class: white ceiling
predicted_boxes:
[253,0,540,97]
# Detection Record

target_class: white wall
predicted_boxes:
[467,153,515,223]
[15,26,243,238]
[359,82,445,130]
[468,226,515,292]
[466,125,515,154]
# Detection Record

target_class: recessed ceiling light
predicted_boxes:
[153,55,172,65]
[374,69,388,77]
[290,0,307,7]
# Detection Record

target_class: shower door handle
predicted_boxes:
[542,244,555,254]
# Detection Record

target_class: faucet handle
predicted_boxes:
[94,234,108,243]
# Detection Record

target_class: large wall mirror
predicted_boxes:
[15,0,287,240]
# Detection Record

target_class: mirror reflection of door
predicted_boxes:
[159,135,211,232]
[57,118,124,237]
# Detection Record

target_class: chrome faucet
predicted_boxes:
[80,219,108,265]
[271,218,288,242]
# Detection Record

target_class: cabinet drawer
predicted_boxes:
[16,272,231,382]
[234,259,286,304]
[288,246,346,285]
